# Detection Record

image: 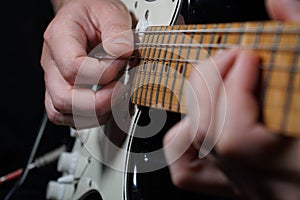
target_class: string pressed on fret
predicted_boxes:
[281,35,300,134]
[167,25,186,112]
[130,20,300,137]
[148,26,167,109]
[143,26,163,108]
[260,22,283,134]
[132,26,152,105]
[154,26,172,110]
[162,25,181,110]
[176,24,197,113]
[140,26,156,106]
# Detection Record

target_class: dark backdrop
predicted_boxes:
[0,0,70,199]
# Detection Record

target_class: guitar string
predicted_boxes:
[131,58,299,72]
[133,26,151,104]
[132,84,300,94]
[134,43,299,52]
[177,24,196,112]
[143,26,163,107]
[129,23,300,135]
[131,89,300,113]
[162,25,181,108]
[260,22,283,131]
[139,26,155,105]
[154,26,170,108]
[281,34,300,132]
[168,24,187,111]
[133,26,300,34]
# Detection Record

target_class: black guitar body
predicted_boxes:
[125,107,224,200]
[125,0,269,200]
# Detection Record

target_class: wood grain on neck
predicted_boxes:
[130,21,300,137]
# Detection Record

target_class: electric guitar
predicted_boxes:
[45,0,300,200]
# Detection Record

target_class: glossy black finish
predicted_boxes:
[181,0,269,24]
[125,0,270,199]
[126,107,224,200]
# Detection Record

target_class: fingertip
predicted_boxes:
[98,1,134,57]
[102,31,134,57]
[230,49,261,91]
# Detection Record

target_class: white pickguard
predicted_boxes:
[45,1,182,200]
[122,0,182,26]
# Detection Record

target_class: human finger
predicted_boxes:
[42,0,133,87]
[185,49,239,155]
[216,50,278,158]
[163,118,234,196]
[265,0,300,21]
[42,44,114,124]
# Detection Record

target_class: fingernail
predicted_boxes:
[213,49,225,57]
[215,49,224,56]
[213,48,239,59]
[113,38,133,47]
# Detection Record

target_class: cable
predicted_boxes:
[0,145,66,186]
[4,112,48,200]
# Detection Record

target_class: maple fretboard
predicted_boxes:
[130,21,300,137]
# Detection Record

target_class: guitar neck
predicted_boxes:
[130,20,300,137]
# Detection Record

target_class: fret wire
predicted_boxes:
[137,69,300,81]
[281,34,300,133]
[162,25,181,108]
[132,31,149,104]
[221,23,230,49]
[134,31,149,104]
[135,83,182,92]
[195,24,206,60]
[136,43,299,52]
[141,26,157,105]
[237,22,246,46]
[137,26,154,105]
[252,21,263,120]
[146,26,164,108]
[169,25,187,111]
[134,26,300,34]
[131,95,300,112]
[133,83,298,95]
[260,22,283,132]
[253,22,263,49]
[128,23,300,136]
[131,97,186,111]
[155,26,170,108]
[207,24,218,57]
[136,56,299,71]
[177,24,197,112]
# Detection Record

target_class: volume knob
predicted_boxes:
[46,181,74,200]
[57,152,79,174]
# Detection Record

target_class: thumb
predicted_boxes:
[98,1,134,57]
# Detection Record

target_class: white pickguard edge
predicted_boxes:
[47,1,182,200]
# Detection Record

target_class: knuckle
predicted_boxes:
[61,60,79,84]
[216,139,236,158]
[171,172,191,189]
[43,20,58,43]
[46,107,62,125]
[47,112,60,125]
[104,1,128,16]
[43,24,52,43]
[51,93,68,113]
